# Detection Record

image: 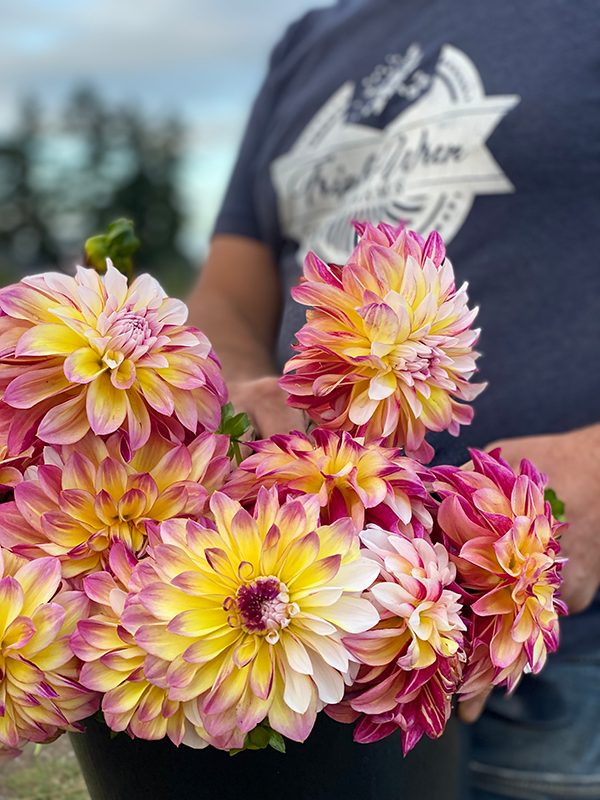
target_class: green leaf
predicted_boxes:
[248,724,271,749]
[268,730,286,753]
[227,720,287,755]
[85,218,140,280]
[216,402,252,464]
[544,488,566,522]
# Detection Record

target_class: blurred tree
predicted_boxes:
[0,99,59,285]
[0,88,195,297]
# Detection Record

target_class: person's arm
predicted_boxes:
[459,421,600,722]
[186,233,306,439]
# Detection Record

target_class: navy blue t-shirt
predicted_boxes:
[214,0,600,654]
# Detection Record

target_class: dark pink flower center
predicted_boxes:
[234,576,295,640]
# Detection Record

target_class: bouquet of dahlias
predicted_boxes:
[0,219,566,762]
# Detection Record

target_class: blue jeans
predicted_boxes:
[466,649,600,799]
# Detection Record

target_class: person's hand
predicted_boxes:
[227,376,308,440]
[458,688,493,723]
[457,423,600,724]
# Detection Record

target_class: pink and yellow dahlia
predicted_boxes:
[225,428,433,535]
[0,263,227,454]
[0,429,230,577]
[280,222,484,462]
[71,542,207,748]
[127,488,380,747]
[0,548,98,748]
[0,445,39,494]
[327,525,465,753]
[433,449,566,696]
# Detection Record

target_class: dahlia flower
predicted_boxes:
[0,548,98,748]
[280,222,484,462]
[128,488,380,746]
[71,542,208,748]
[0,263,227,454]
[225,428,433,535]
[327,525,465,753]
[0,429,230,577]
[433,449,566,695]
[0,445,38,494]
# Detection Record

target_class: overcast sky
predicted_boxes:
[0,0,336,259]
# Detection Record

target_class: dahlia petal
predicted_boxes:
[104,263,128,308]
[118,489,147,522]
[371,582,418,617]
[236,686,272,734]
[348,389,380,426]
[460,537,502,573]
[134,625,188,660]
[111,359,136,391]
[280,654,315,714]
[156,354,207,391]
[15,557,61,615]
[77,619,124,651]
[343,628,405,666]
[286,554,341,591]
[317,596,379,633]
[278,532,320,584]
[136,369,175,417]
[359,302,400,345]
[249,641,274,701]
[86,373,127,436]
[0,713,20,748]
[95,458,128,499]
[183,629,239,664]
[309,652,345,704]
[125,389,152,451]
[151,445,192,492]
[2,616,36,651]
[4,366,71,409]
[0,283,60,324]
[15,323,84,356]
[167,609,228,637]
[139,584,213,621]
[203,665,249,715]
[281,632,313,675]
[268,680,317,743]
[103,680,148,715]
[80,661,127,692]
[0,577,24,635]
[336,557,381,592]
[37,392,90,445]
[64,347,106,384]
[136,685,165,723]
[149,484,190,520]
[54,491,97,539]
[13,482,56,534]
[295,628,349,672]
[490,616,522,668]
[368,371,397,401]
[40,510,89,548]
[422,231,445,268]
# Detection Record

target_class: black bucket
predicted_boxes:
[70,712,464,800]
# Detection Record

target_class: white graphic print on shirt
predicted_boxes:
[271,44,520,266]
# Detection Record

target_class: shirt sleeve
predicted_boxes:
[212,19,307,243]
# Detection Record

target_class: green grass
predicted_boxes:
[0,737,89,800]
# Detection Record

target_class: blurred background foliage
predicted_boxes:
[0,87,194,297]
